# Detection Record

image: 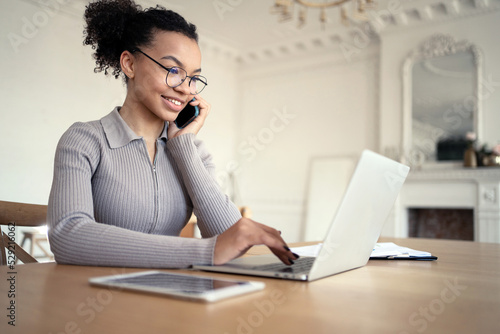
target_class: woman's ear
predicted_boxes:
[120,50,135,79]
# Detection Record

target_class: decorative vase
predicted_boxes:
[463,147,477,167]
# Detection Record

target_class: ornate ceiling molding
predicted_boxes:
[201,0,500,66]
[372,0,500,33]
[23,0,499,67]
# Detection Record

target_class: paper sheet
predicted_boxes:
[290,242,431,258]
[371,242,431,258]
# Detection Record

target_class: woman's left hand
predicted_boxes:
[167,95,210,139]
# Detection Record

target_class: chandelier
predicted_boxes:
[270,0,377,28]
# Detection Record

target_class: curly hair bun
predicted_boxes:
[83,0,198,79]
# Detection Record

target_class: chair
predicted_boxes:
[179,206,253,238]
[0,200,49,265]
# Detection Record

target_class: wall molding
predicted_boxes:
[407,167,500,181]
[374,0,500,34]
[238,43,379,80]
[28,0,499,70]
[197,0,500,67]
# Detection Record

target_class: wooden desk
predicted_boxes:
[1,238,499,333]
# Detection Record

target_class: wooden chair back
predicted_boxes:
[0,200,48,265]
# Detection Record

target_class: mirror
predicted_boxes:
[402,34,482,165]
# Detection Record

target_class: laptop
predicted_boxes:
[193,150,410,281]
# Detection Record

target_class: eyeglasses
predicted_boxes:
[132,48,207,95]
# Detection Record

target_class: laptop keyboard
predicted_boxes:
[251,256,316,273]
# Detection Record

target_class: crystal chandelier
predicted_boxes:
[270,0,377,28]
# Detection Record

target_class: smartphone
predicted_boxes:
[174,98,199,129]
[89,271,265,303]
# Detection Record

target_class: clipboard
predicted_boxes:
[370,255,438,261]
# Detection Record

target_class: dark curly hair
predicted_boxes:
[83,0,198,79]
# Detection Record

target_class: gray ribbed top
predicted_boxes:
[47,108,241,268]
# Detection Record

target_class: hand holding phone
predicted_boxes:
[174,98,199,129]
[168,96,209,140]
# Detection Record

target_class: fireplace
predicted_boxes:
[408,208,474,240]
[383,166,500,243]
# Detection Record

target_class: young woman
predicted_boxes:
[47,0,298,268]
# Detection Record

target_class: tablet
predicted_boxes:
[89,271,265,303]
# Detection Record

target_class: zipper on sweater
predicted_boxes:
[145,139,160,233]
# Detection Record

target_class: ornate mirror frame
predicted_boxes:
[402,33,483,166]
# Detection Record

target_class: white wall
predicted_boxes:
[0,1,125,204]
[194,45,240,196]
[235,50,379,241]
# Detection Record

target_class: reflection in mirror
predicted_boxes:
[413,52,475,161]
[402,34,482,165]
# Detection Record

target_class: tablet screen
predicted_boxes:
[104,272,245,293]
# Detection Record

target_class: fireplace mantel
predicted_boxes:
[406,165,500,181]
[384,166,500,243]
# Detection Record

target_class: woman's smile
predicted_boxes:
[162,95,185,112]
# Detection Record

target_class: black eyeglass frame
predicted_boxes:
[131,48,207,95]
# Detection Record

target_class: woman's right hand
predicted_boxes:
[167,95,210,139]
[213,218,299,266]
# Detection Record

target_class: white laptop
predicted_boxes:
[193,150,410,281]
